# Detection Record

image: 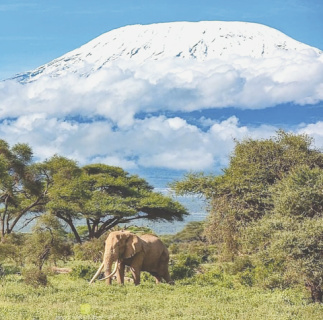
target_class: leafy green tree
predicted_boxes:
[0,140,51,242]
[269,218,323,303]
[172,131,323,302]
[172,221,206,242]
[41,155,85,243]
[268,166,323,302]
[171,131,323,259]
[24,213,72,270]
[47,162,188,243]
[272,165,323,219]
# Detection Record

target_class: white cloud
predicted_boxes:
[0,112,279,171]
[0,107,322,171]
[1,52,323,122]
[0,51,322,171]
[298,121,323,147]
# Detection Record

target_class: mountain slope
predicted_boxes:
[13,21,321,82]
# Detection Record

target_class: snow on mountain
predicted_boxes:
[13,21,321,82]
[1,21,323,173]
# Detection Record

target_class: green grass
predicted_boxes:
[0,273,322,320]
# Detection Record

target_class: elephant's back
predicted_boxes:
[141,234,167,250]
[140,234,160,244]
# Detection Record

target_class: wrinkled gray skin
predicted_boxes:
[91,230,173,285]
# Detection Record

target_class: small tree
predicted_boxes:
[0,140,51,242]
[24,213,72,270]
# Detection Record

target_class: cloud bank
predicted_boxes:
[1,53,323,171]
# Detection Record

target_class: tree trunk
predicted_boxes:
[0,218,4,243]
[68,221,82,244]
[55,213,82,244]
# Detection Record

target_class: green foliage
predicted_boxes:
[0,233,27,265]
[272,165,323,219]
[268,218,323,302]
[73,237,105,262]
[0,138,188,246]
[171,221,206,242]
[1,273,322,320]
[0,140,50,241]
[23,267,48,287]
[47,162,188,242]
[23,214,73,270]
[189,267,235,288]
[171,131,323,302]
[69,264,98,281]
[171,264,195,280]
[170,253,201,280]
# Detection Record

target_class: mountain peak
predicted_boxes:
[13,21,321,82]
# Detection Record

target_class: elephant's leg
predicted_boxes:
[162,270,173,284]
[130,266,141,285]
[116,262,125,285]
[154,275,162,284]
[128,253,144,285]
[105,272,112,285]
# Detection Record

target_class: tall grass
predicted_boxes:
[0,273,322,320]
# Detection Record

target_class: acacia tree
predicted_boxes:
[0,140,51,242]
[171,131,323,258]
[46,161,188,243]
[171,131,323,301]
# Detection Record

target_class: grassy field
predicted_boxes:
[0,273,322,320]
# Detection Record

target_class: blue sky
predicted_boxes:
[0,0,323,176]
[1,0,322,80]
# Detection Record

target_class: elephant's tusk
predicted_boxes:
[98,260,119,281]
[89,262,104,284]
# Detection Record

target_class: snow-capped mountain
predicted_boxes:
[13,21,321,82]
[1,20,323,180]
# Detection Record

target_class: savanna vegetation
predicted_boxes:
[171,130,323,303]
[1,131,323,319]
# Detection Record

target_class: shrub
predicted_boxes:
[73,238,105,262]
[23,267,48,287]
[0,233,27,265]
[226,256,254,275]
[170,254,201,280]
[171,264,195,280]
[69,264,98,281]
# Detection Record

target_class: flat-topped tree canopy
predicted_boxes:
[47,161,188,243]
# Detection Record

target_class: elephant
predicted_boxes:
[89,230,173,285]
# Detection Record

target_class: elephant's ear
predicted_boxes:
[123,234,144,258]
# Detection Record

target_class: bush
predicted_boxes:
[73,238,105,262]
[170,254,201,280]
[69,264,98,281]
[0,233,27,265]
[171,264,195,280]
[23,267,48,287]
[226,256,254,275]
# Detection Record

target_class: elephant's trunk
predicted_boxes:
[99,260,119,281]
[89,238,121,285]
[103,250,118,284]
[89,259,119,284]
